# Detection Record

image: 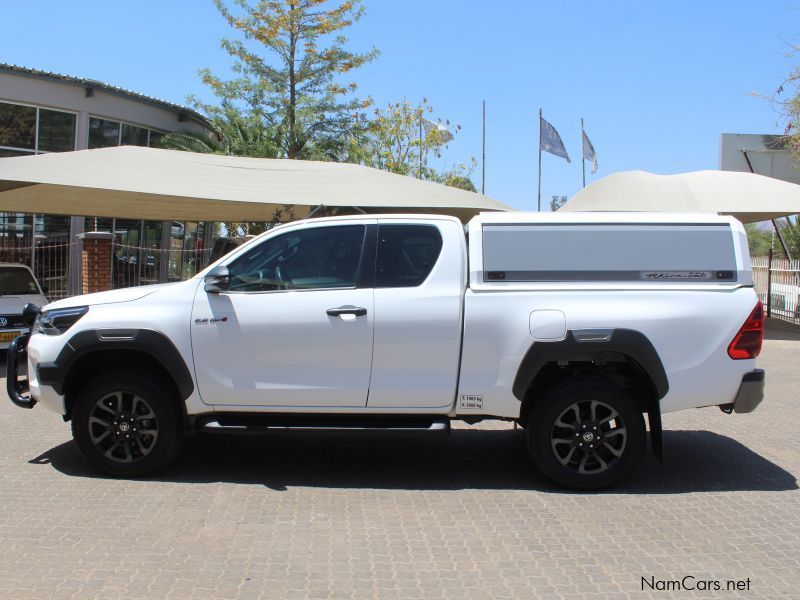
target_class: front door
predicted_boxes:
[191,222,375,407]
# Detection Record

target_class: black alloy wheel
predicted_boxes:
[71,369,182,477]
[527,378,646,490]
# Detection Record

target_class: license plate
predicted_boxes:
[0,331,20,342]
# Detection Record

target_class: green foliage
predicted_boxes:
[779,216,800,257]
[159,104,279,157]
[158,105,289,236]
[550,195,567,212]
[352,98,477,191]
[745,220,800,258]
[745,223,775,256]
[196,0,378,160]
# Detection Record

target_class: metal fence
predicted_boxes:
[752,255,800,324]
[0,234,74,301]
[111,242,214,289]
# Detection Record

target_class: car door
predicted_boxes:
[191,221,376,408]
[367,219,465,408]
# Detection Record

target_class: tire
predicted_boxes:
[526,378,645,490]
[71,369,182,477]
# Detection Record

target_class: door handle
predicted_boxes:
[326,305,367,317]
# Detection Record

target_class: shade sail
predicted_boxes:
[560,170,800,223]
[0,146,510,222]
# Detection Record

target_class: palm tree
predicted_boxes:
[158,106,280,158]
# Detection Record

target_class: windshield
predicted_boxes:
[0,267,40,295]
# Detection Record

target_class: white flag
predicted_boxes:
[582,130,598,174]
[540,117,571,163]
[421,118,454,143]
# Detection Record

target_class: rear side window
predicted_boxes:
[376,224,443,288]
[482,224,738,282]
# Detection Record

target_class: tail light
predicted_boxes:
[727,301,764,360]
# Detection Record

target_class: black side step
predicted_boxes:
[197,414,450,435]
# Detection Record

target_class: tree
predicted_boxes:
[158,106,290,236]
[745,223,775,257]
[550,195,567,212]
[159,104,279,157]
[354,98,477,190]
[195,0,378,160]
[777,216,800,258]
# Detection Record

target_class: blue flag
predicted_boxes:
[540,117,571,163]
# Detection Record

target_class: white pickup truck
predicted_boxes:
[7,212,765,489]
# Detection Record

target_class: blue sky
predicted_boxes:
[1,0,796,210]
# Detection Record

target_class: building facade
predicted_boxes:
[0,64,218,298]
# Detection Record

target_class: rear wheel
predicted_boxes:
[71,369,182,477]
[526,378,645,490]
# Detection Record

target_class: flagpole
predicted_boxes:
[581,117,586,188]
[481,100,486,194]
[537,108,542,212]
[418,115,423,179]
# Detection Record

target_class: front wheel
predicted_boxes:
[71,369,182,477]
[527,378,646,490]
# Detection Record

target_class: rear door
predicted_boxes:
[367,218,465,408]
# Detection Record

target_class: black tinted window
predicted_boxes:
[0,267,39,295]
[375,225,443,288]
[228,225,365,292]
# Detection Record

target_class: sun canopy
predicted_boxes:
[0,146,510,222]
[560,170,800,223]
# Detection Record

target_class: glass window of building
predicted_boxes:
[0,102,36,152]
[121,123,149,146]
[88,117,121,148]
[148,131,163,147]
[38,109,77,152]
[1,102,76,155]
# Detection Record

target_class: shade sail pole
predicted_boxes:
[305,205,325,219]
[741,149,793,260]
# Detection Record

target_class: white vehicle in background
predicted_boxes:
[0,263,48,350]
[6,212,765,490]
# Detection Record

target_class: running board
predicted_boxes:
[197,414,451,435]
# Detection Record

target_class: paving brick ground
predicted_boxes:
[1,321,798,599]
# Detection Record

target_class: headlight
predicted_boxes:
[35,306,89,336]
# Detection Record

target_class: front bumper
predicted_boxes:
[730,369,765,414]
[6,334,35,409]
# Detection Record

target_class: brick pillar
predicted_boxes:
[77,232,113,294]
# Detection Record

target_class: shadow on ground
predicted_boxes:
[764,317,800,341]
[29,428,797,494]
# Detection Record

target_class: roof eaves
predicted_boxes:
[0,63,215,131]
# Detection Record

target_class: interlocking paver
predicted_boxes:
[1,322,799,599]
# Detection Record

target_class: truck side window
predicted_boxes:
[375,225,443,288]
[226,225,366,292]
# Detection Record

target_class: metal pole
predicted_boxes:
[537,108,542,212]
[30,213,36,272]
[767,246,773,319]
[418,116,423,179]
[482,100,486,195]
[581,117,586,188]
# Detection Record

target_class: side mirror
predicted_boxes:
[23,303,41,327]
[204,265,231,293]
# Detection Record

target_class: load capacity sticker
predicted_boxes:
[460,395,483,410]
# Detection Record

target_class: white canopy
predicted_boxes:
[560,170,800,223]
[0,146,510,222]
